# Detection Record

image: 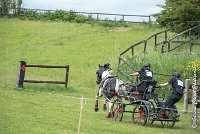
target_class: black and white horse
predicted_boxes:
[94,63,127,118]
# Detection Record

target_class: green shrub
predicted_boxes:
[20,9,130,28]
[182,60,200,79]
[74,15,87,23]
[65,10,77,22]
[99,20,128,28]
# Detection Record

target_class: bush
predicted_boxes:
[20,9,130,28]
[182,60,200,79]
[74,15,87,23]
[99,20,128,28]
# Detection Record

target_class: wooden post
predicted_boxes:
[16,61,26,89]
[148,15,151,23]
[167,41,170,52]
[122,15,124,22]
[131,46,134,57]
[161,42,164,53]
[190,41,193,55]
[143,40,147,54]
[183,79,190,113]
[65,65,69,88]
[97,13,99,20]
[154,34,157,51]
[165,31,168,41]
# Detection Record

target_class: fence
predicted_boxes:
[161,24,200,54]
[0,7,151,23]
[117,24,200,81]
[118,29,170,72]
[16,61,69,88]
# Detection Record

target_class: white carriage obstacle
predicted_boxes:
[16,61,69,88]
[183,66,199,128]
[191,66,198,128]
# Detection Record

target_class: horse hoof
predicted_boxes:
[94,107,99,112]
[102,107,107,111]
[106,112,112,118]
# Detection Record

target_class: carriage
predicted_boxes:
[95,63,180,128]
[110,81,180,128]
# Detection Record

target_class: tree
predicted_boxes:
[155,0,200,33]
[0,0,22,16]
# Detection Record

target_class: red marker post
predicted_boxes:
[16,61,26,89]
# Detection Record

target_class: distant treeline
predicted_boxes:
[20,9,130,27]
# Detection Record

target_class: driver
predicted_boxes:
[131,62,153,81]
[130,63,156,93]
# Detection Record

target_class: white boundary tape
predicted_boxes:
[2,86,199,114]
[22,88,200,114]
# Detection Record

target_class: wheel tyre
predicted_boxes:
[132,105,148,126]
[148,101,156,125]
[161,110,175,128]
[111,99,124,122]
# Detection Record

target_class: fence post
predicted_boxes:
[161,41,165,53]
[154,34,157,51]
[143,40,147,54]
[167,41,170,52]
[97,13,99,20]
[65,65,69,88]
[183,79,190,113]
[131,46,134,57]
[16,61,26,89]
[190,41,193,55]
[148,15,151,23]
[165,31,168,41]
[118,57,121,67]
[122,15,124,22]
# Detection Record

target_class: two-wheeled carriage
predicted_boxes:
[110,81,180,128]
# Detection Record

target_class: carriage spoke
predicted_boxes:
[161,110,175,128]
[132,105,148,126]
[111,99,123,121]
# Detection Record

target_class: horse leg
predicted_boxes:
[94,88,103,112]
[95,95,99,112]
[106,101,113,118]
[102,100,107,111]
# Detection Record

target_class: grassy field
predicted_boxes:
[0,18,200,134]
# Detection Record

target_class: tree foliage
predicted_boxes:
[0,0,22,15]
[155,0,200,33]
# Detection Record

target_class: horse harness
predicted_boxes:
[101,77,117,99]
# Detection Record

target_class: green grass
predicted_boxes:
[0,18,162,97]
[0,18,200,134]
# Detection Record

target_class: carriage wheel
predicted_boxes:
[148,100,156,124]
[132,105,148,126]
[111,99,124,122]
[148,116,154,124]
[161,110,175,128]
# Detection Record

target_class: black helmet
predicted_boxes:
[143,63,151,68]
[172,72,181,78]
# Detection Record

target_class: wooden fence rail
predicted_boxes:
[118,24,200,80]
[16,61,69,89]
[118,29,170,67]
[162,24,200,54]
[0,7,151,23]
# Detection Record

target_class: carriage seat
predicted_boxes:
[129,80,157,93]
